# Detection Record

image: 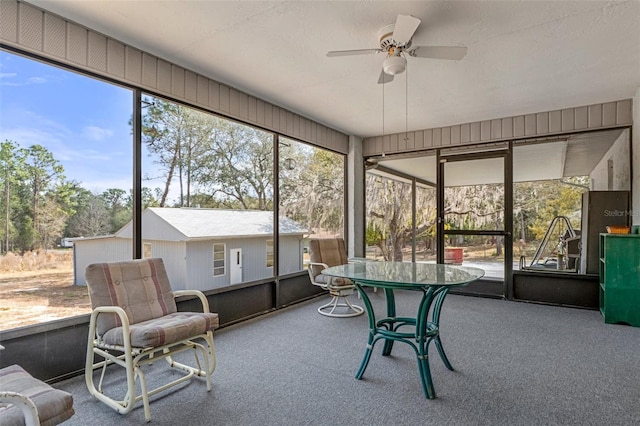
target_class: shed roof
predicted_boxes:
[114,208,307,241]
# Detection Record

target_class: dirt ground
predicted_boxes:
[0,268,91,331]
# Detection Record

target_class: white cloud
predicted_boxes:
[1,127,64,148]
[0,73,49,86]
[26,77,46,84]
[82,177,133,194]
[83,126,114,141]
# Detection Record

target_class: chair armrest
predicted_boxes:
[308,261,330,270]
[89,306,133,350]
[172,290,211,314]
[307,261,330,286]
[91,305,129,325]
[0,392,39,426]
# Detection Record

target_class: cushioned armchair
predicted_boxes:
[84,258,218,422]
[307,238,364,317]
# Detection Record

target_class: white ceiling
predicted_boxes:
[27,1,640,139]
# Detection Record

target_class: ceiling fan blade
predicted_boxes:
[326,48,382,57]
[392,15,421,45]
[377,70,394,84]
[408,46,468,60]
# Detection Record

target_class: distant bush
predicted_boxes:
[0,250,73,272]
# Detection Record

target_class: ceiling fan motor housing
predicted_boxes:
[378,24,412,49]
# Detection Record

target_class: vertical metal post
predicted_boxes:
[412,178,416,263]
[132,89,142,259]
[343,154,349,247]
[273,134,280,307]
[504,143,514,299]
[5,165,9,254]
[436,150,445,264]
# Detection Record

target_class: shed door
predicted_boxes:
[230,248,242,284]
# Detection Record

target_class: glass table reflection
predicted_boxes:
[322,261,484,399]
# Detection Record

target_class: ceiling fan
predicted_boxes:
[327,14,467,84]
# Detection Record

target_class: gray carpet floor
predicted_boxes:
[55,290,640,425]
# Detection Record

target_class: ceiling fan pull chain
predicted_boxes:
[382,78,385,138]
[405,64,408,141]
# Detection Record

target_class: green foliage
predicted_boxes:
[527,179,586,240]
[142,97,276,210]
[365,222,385,247]
[277,139,345,236]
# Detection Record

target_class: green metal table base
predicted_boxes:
[354,284,453,399]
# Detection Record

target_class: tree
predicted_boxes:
[444,183,505,256]
[366,174,437,261]
[366,175,413,261]
[0,142,73,251]
[194,120,274,210]
[66,190,111,237]
[100,188,130,232]
[0,140,27,253]
[21,145,67,249]
[279,143,345,236]
[37,196,69,249]
[141,98,213,207]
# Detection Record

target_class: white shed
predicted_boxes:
[72,208,307,291]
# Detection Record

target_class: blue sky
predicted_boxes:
[0,50,143,195]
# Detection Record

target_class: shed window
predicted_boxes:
[143,243,152,259]
[213,243,225,276]
[266,239,274,268]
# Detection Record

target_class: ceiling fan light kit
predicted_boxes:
[326,14,467,83]
[383,55,406,75]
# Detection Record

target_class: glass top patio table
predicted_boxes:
[322,261,484,399]
[323,261,484,289]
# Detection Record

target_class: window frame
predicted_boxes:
[213,243,226,276]
[143,242,152,259]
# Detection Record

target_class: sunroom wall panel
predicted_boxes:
[66,22,87,66]
[0,0,347,154]
[44,14,66,59]
[87,31,107,72]
[363,100,633,156]
[0,0,18,43]
[18,3,42,51]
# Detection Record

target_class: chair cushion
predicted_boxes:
[0,365,74,426]
[314,274,353,287]
[86,258,178,336]
[308,238,348,278]
[102,311,220,348]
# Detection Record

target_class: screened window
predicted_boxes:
[365,173,413,261]
[141,94,275,289]
[0,49,133,331]
[278,137,345,274]
[213,243,225,276]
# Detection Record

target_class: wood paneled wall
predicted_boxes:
[363,99,633,157]
[0,0,349,154]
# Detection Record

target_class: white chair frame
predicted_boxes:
[308,261,364,317]
[85,290,216,423]
[0,391,39,426]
